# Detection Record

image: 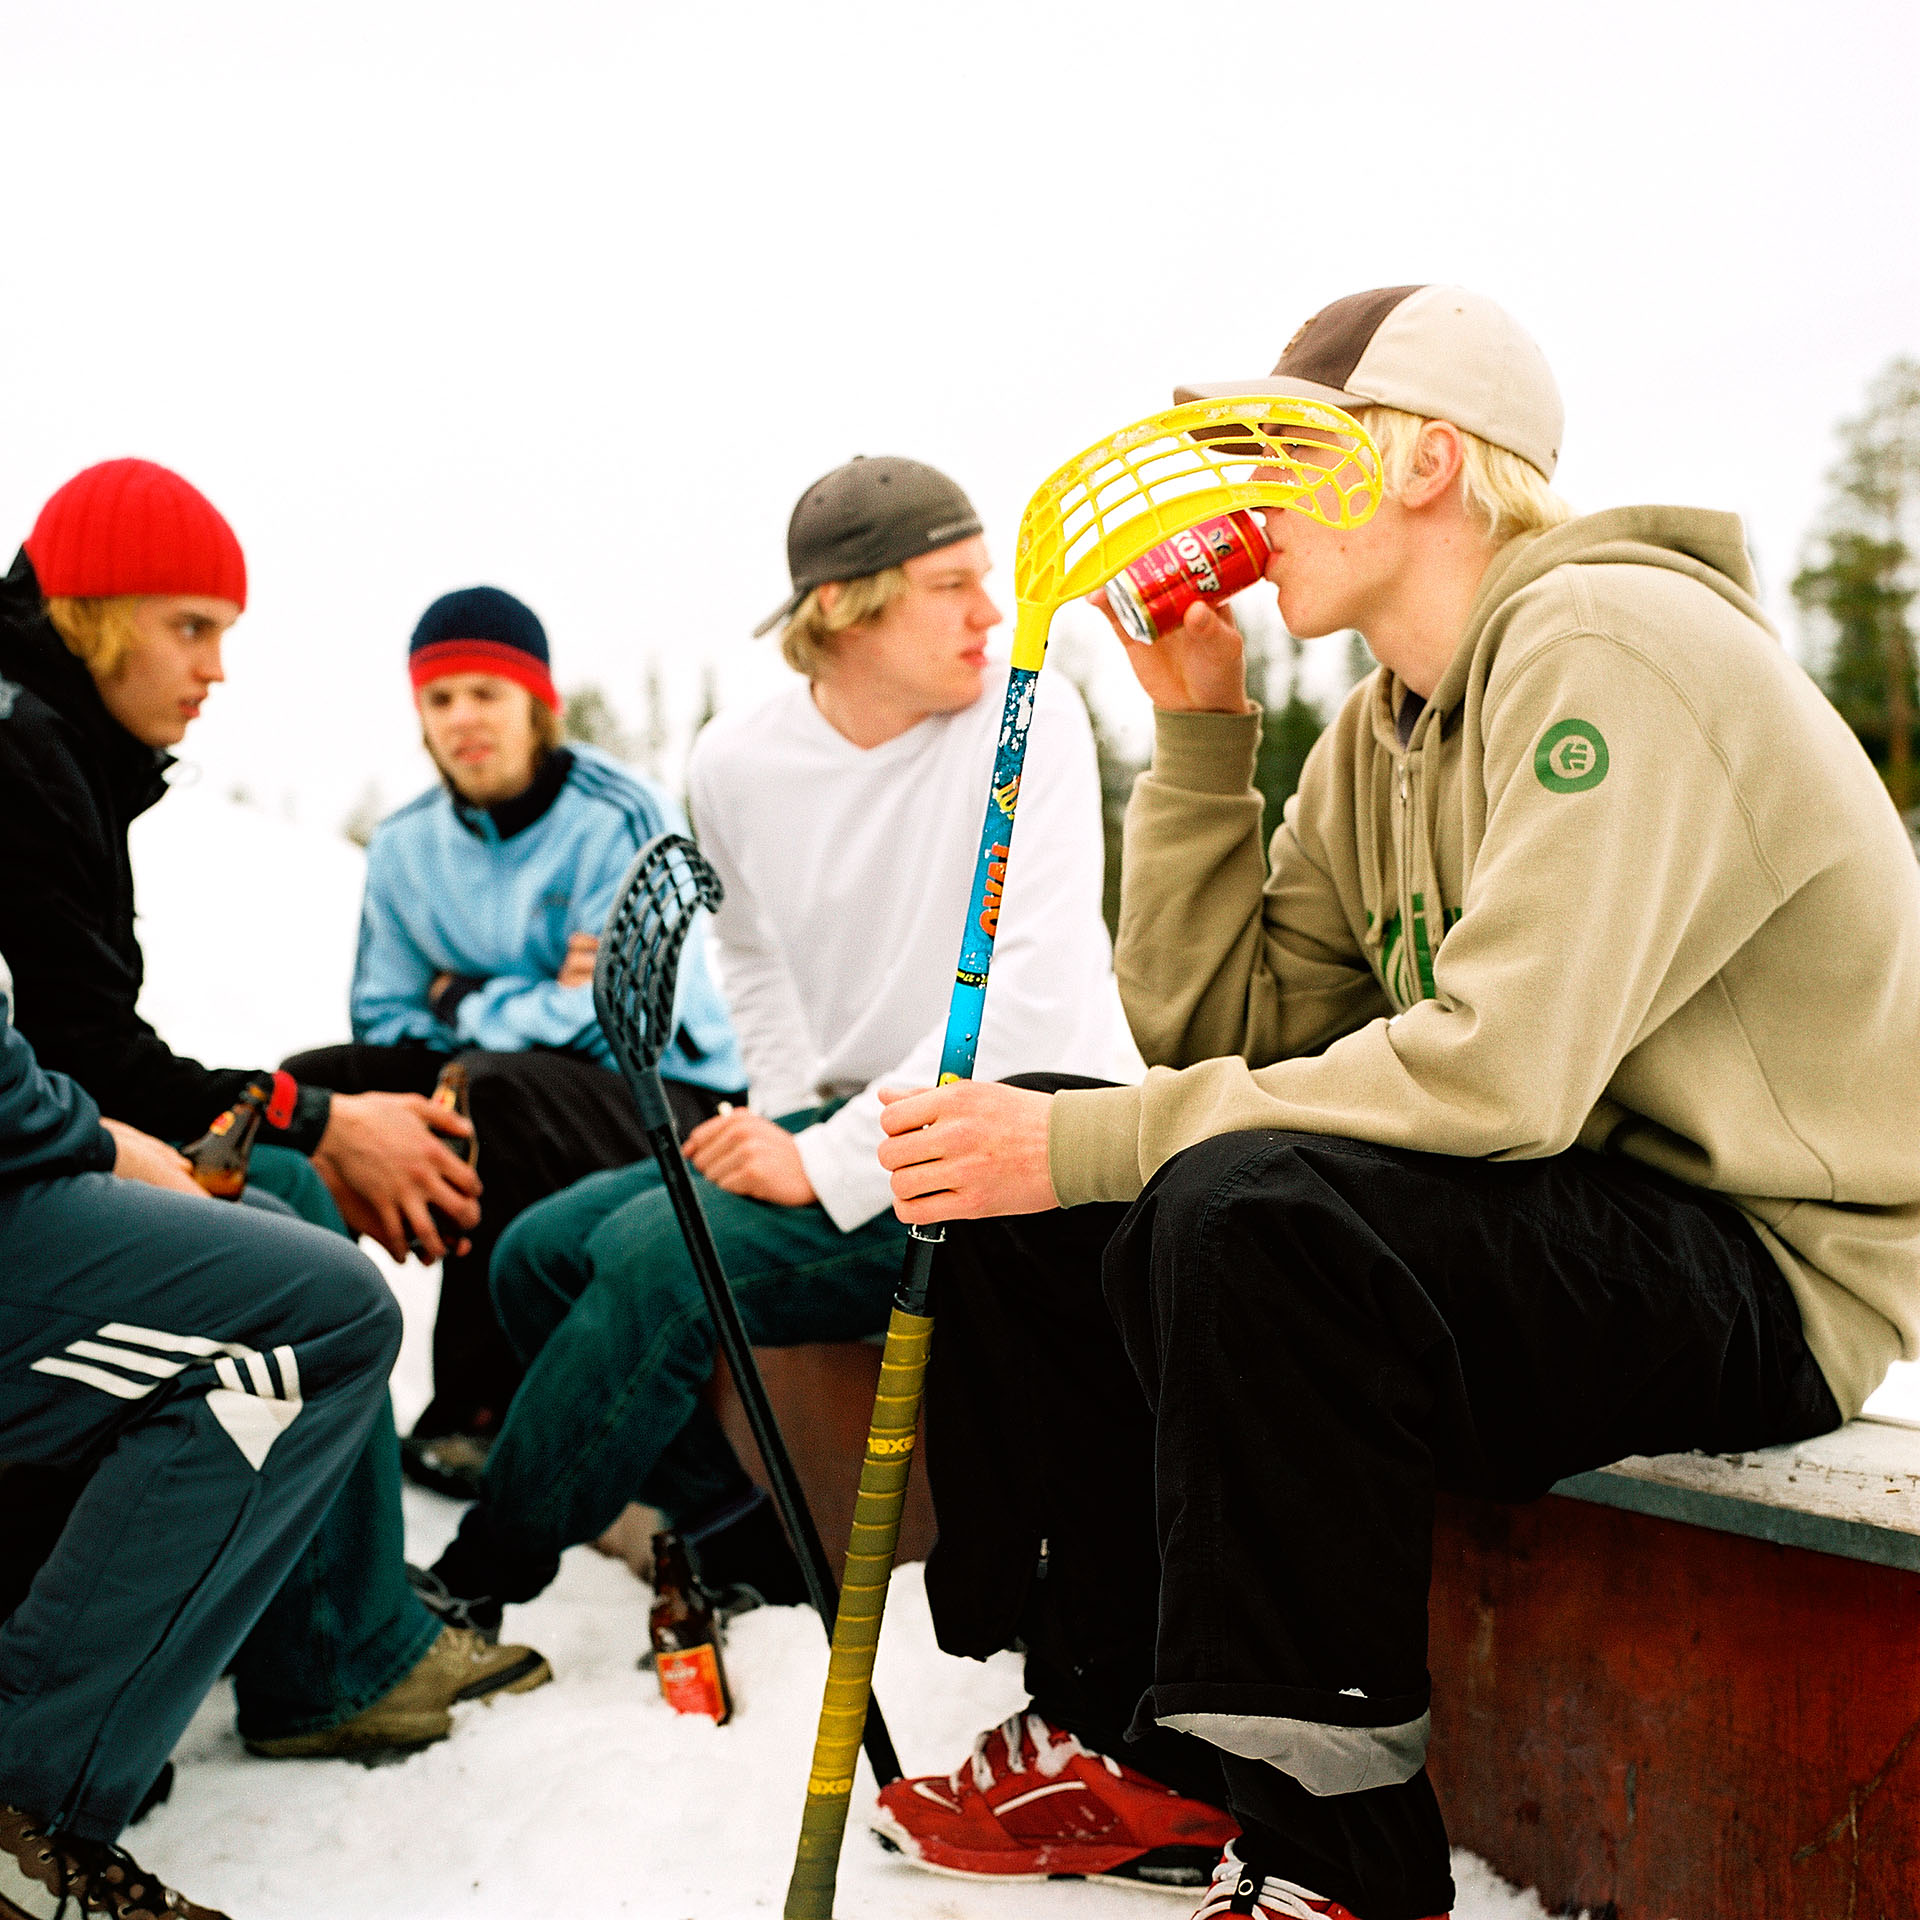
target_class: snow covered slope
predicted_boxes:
[128,778,370,1065]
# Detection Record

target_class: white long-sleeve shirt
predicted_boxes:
[687,667,1145,1231]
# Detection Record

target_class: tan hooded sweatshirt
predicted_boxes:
[1049,506,1920,1419]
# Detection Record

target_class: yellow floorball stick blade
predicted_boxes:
[1008,394,1382,669]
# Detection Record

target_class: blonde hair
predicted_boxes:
[778,567,912,678]
[1353,406,1572,546]
[45,596,143,678]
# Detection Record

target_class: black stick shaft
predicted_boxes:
[638,1094,902,1786]
[896,1225,941,1314]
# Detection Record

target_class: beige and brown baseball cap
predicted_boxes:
[1175,285,1563,479]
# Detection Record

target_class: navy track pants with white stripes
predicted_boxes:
[0,1169,400,1840]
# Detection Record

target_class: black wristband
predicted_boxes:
[429,973,486,1029]
[282,1083,333,1156]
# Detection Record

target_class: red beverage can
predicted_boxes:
[1103,510,1272,645]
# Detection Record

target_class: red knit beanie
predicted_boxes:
[24,459,248,610]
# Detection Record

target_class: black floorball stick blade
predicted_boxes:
[593,833,722,1087]
[590,831,903,1785]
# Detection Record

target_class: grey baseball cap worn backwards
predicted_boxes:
[1176,284,1564,480]
[753,455,983,638]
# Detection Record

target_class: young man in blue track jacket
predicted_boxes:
[286,587,743,1492]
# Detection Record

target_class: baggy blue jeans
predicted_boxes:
[482,1108,909,1560]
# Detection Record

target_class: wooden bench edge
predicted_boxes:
[1552,1417,1920,1573]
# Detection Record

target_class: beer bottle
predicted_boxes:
[432,1059,478,1179]
[407,1060,479,1261]
[181,1080,270,1200]
[648,1529,732,1723]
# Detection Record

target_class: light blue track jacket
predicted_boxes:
[351,744,744,1091]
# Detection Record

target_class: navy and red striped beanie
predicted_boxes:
[408,586,560,711]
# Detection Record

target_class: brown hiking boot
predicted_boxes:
[244,1625,551,1760]
[0,1804,227,1918]
[398,1430,491,1500]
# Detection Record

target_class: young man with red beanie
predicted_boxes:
[284,585,744,1495]
[0,460,481,1251]
[0,459,551,1768]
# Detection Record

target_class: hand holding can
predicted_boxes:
[1103,510,1272,645]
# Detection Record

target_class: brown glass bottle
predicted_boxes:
[181,1081,270,1200]
[649,1529,732,1723]
[432,1060,476,1161]
[408,1061,479,1259]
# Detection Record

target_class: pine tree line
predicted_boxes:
[1793,356,1920,820]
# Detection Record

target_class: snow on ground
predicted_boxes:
[141,1292,1561,1920]
[146,1498,1563,1920]
[120,792,1577,1915]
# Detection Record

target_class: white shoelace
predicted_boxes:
[952,1711,1124,1797]
[1192,1843,1327,1919]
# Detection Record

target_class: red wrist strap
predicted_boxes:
[266,1070,298,1130]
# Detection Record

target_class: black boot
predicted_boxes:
[683,1486,809,1609]
[422,1503,562,1640]
[126,1762,173,1829]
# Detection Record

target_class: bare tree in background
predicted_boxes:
[640,662,670,780]
[563,683,636,761]
[1236,598,1329,855]
[1051,623,1146,936]
[1345,629,1375,698]
[1793,356,1920,816]
[342,780,385,848]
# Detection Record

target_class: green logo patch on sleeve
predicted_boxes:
[1534,718,1609,793]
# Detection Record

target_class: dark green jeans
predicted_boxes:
[225,1147,440,1738]
[482,1107,909,1561]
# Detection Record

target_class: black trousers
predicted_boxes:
[923,1081,1840,1920]
[283,1044,734,1438]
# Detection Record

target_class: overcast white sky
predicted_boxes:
[5,0,1916,831]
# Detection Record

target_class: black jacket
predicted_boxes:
[0,549,330,1150]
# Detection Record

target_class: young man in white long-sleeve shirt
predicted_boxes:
[426,456,1141,1620]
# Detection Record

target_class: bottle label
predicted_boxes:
[656,1643,728,1720]
[209,1111,234,1137]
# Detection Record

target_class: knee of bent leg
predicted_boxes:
[489,1197,577,1352]
[1145,1128,1312,1238]
[297,1232,404,1379]
[579,1195,704,1331]
[456,1050,530,1132]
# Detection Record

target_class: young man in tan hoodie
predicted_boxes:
[865,288,1920,1920]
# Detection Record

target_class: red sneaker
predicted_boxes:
[872,1709,1238,1891]
[1191,1843,1450,1919]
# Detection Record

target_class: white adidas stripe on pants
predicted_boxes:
[27,1322,305,1470]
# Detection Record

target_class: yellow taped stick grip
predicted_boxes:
[783,1306,935,1920]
